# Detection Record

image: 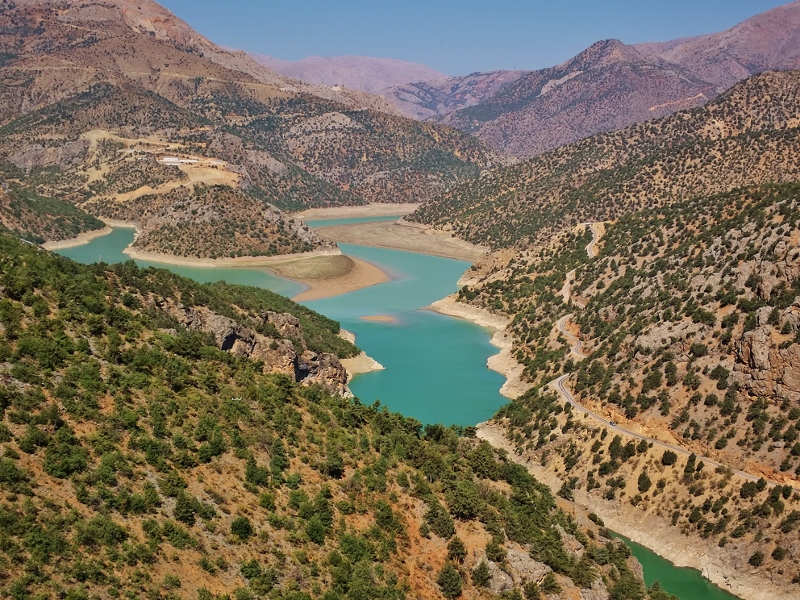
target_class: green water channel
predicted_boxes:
[56,221,742,598]
[613,533,741,600]
[56,227,303,298]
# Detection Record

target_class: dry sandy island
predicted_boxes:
[316,220,486,262]
[361,315,396,323]
[272,255,391,302]
[124,246,389,302]
[294,203,420,220]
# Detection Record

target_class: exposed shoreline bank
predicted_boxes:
[337,329,385,381]
[294,202,420,221]
[426,295,532,400]
[316,220,486,262]
[41,225,114,250]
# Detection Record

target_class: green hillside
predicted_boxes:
[0,236,664,599]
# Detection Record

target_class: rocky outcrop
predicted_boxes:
[555,524,585,558]
[635,319,703,356]
[732,297,800,405]
[8,139,91,170]
[470,547,552,594]
[155,298,350,396]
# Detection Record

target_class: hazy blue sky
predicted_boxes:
[158,0,790,75]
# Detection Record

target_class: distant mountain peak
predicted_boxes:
[247,53,447,93]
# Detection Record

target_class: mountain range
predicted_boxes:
[252,1,800,159]
[418,0,800,157]
[248,54,446,94]
[0,0,504,254]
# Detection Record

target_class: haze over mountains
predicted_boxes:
[254,1,800,159]
[248,54,446,94]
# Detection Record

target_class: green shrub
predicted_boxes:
[231,516,253,540]
[437,562,462,599]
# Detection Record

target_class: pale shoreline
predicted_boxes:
[41,225,114,250]
[315,220,486,262]
[337,329,385,381]
[426,295,533,400]
[289,257,391,302]
[294,202,420,220]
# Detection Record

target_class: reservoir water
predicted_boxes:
[57,223,742,599]
[305,244,507,426]
[56,226,507,426]
[613,533,740,600]
[57,227,303,298]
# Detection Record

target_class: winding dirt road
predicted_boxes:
[556,314,587,359]
[551,373,790,487]
[550,226,794,489]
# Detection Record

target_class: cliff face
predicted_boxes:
[157,299,350,396]
[735,300,800,406]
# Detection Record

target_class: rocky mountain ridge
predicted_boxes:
[0,0,505,252]
[410,70,800,249]
[434,38,717,158]
[315,1,798,159]
[248,53,447,94]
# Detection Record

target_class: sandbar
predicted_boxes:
[41,226,114,250]
[276,255,391,302]
[316,220,486,261]
[360,315,396,323]
[294,202,420,221]
[123,246,390,302]
[341,352,385,379]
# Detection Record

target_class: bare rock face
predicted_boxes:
[555,524,585,558]
[155,298,350,395]
[266,311,305,343]
[8,139,91,170]
[486,560,514,595]
[296,351,350,397]
[734,301,800,405]
[635,319,703,356]
[471,547,552,594]
[581,578,610,600]
[505,548,552,584]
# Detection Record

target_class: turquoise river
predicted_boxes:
[56,222,740,600]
